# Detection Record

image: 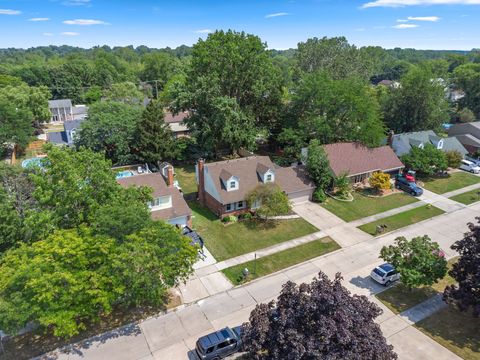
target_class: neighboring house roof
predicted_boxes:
[448,122,480,139]
[391,130,468,157]
[164,112,188,124]
[323,142,404,177]
[72,105,88,115]
[46,131,68,145]
[117,173,191,221]
[202,156,314,204]
[455,134,480,147]
[48,99,72,108]
[64,119,84,132]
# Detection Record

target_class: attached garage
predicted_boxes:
[288,189,314,204]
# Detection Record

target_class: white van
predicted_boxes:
[459,160,480,174]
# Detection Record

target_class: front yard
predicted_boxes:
[449,188,480,205]
[222,237,340,285]
[190,202,319,261]
[321,191,418,222]
[416,307,480,360]
[421,171,480,194]
[358,205,445,235]
[375,258,457,314]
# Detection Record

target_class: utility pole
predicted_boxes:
[154,80,159,99]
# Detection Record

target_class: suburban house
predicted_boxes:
[389,130,468,158]
[117,167,192,227]
[165,112,190,138]
[322,142,404,184]
[48,99,89,124]
[46,119,85,147]
[196,156,315,218]
[448,122,480,154]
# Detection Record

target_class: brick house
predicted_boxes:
[196,156,315,218]
[164,112,190,138]
[117,167,192,227]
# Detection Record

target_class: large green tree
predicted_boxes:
[283,71,385,148]
[454,63,480,118]
[305,139,333,190]
[103,81,144,104]
[380,235,447,289]
[135,99,178,165]
[75,101,143,165]
[0,99,33,150]
[141,52,180,95]
[401,144,448,176]
[382,66,449,133]
[246,183,291,218]
[172,30,283,155]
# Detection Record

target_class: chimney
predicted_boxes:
[197,159,205,205]
[167,166,174,188]
[387,130,394,147]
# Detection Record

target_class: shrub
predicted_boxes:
[241,212,253,220]
[445,150,463,168]
[223,215,238,223]
[369,172,391,192]
[334,173,351,198]
[313,188,327,203]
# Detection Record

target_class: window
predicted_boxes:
[230,181,236,189]
[206,347,214,354]
[266,174,272,182]
[226,203,233,212]
[237,201,244,209]
[217,341,230,349]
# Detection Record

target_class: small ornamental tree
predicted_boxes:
[334,172,351,199]
[242,271,397,360]
[443,218,480,317]
[369,172,391,192]
[445,150,463,169]
[247,183,291,218]
[380,235,447,289]
[401,144,448,176]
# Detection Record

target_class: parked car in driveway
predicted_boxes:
[195,326,243,360]
[395,175,423,196]
[370,263,400,286]
[459,159,480,174]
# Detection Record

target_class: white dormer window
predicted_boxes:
[263,169,275,183]
[437,140,444,149]
[266,174,272,181]
[230,181,236,189]
[418,143,424,149]
[225,176,239,191]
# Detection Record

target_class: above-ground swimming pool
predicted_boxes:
[21,157,46,169]
[115,170,135,179]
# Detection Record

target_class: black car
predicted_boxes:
[195,326,243,360]
[395,175,423,196]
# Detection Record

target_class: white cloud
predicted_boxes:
[63,0,91,6]
[408,15,441,21]
[61,32,79,36]
[397,19,409,22]
[0,9,21,15]
[29,17,50,22]
[363,0,480,8]
[63,19,108,25]
[194,29,213,34]
[43,32,54,36]
[265,12,290,18]
[393,23,420,28]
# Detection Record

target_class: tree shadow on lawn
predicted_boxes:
[416,307,480,355]
[350,275,387,297]
[242,219,277,231]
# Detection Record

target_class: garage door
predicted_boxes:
[288,190,313,204]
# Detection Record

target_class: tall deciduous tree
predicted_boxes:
[141,52,180,95]
[444,218,480,317]
[135,99,178,165]
[0,99,33,150]
[284,71,385,148]
[454,63,480,119]
[75,101,143,165]
[103,81,144,104]
[382,66,449,133]
[400,144,448,176]
[380,235,447,289]
[172,30,283,155]
[305,139,332,190]
[242,272,397,359]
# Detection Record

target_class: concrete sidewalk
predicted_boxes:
[418,189,466,213]
[443,181,480,198]
[400,293,447,325]
[349,201,425,227]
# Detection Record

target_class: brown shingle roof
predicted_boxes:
[164,111,188,124]
[117,173,191,221]
[203,156,314,204]
[323,142,404,177]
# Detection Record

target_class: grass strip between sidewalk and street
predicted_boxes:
[222,237,340,285]
[449,188,480,205]
[358,205,445,235]
[375,258,457,314]
[421,172,480,194]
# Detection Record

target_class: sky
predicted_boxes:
[0,0,479,50]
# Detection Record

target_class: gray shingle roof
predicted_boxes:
[392,131,468,157]
[64,119,84,131]
[47,131,68,145]
[48,99,72,108]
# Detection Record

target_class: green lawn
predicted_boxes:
[175,164,197,196]
[222,237,340,285]
[321,191,418,222]
[190,202,319,261]
[449,188,480,205]
[416,307,480,360]
[421,172,480,194]
[358,205,445,235]
[376,258,457,314]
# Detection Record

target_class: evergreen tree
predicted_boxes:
[135,100,178,165]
